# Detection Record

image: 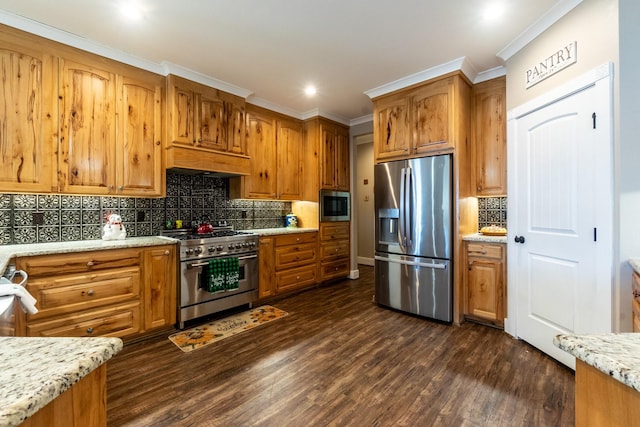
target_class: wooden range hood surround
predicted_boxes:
[165,146,251,176]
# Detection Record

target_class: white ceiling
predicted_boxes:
[0,1,577,124]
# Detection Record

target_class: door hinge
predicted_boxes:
[592,112,597,129]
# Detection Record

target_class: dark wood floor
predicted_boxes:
[107,266,575,426]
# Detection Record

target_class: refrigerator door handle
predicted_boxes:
[399,167,407,249]
[406,165,413,248]
[374,255,447,270]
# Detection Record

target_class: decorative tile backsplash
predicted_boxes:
[477,196,507,229]
[0,172,291,245]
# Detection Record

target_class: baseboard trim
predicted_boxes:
[357,256,374,266]
[349,269,360,280]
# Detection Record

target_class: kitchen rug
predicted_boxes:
[168,305,288,353]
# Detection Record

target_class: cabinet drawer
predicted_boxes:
[319,222,349,241]
[275,243,317,270]
[276,265,316,293]
[17,249,141,277]
[275,232,317,247]
[466,242,503,259]
[26,267,140,321]
[319,259,350,282]
[320,240,349,260]
[27,302,141,338]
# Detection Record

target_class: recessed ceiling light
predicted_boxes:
[483,3,504,21]
[304,85,317,96]
[121,4,143,20]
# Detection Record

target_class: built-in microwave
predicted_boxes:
[320,190,350,222]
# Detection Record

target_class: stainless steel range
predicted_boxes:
[162,225,258,329]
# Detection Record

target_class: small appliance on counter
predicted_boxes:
[285,213,298,228]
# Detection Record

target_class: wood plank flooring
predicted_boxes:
[107,266,575,426]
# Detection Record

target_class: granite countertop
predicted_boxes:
[0,236,178,275]
[462,233,508,244]
[247,227,318,236]
[0,337,123,427]
[554,333,640,392]
[630,259,640,275]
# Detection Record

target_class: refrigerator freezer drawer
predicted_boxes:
[374,253,452,323]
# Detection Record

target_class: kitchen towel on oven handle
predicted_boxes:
[200,258,240,292]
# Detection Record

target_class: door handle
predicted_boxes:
[374,255,446,270]
[514,235,526,244]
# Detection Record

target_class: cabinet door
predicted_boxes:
[277,119,303,200]
[58,58,116,194]
[167,78,195,146]
[472,77,506,196]
[258,237,275,299]
[117,74,163,196]
[412,77,453,154]
[227,97,247,155]
[373,95,411,161]
[197,91,227,151]
[334,128,350,191]
[319,124,336,189]
[244,109,277,198]
[143,246,176,330]
[0,44,56,193]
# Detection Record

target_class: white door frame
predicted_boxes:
[505,62,615,338]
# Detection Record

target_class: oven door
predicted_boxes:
[180,254,258,308]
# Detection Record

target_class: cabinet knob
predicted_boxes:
[164,250,170,255]
[87,290,95,296]
[87,261,95,267]
[86,327,94,334]
[296,276,300,280]
[118,185,123,191]
[634,290,640,298]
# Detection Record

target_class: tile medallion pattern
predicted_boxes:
[477,196,507,230]
[0,172,291,245]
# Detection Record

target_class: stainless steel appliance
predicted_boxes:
[374,154,453,322]
[162,225,258,329]
[320,190,350,221]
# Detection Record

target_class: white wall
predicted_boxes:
[506,0,637,331]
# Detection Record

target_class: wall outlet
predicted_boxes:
[137,210,146,221]
[241,210,247,219]
[32,212,44,226]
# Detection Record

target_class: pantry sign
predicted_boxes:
[525,41,577,89]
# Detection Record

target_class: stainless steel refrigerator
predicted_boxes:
[374,154,452,322]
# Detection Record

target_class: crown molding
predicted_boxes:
[474,66,507,83]
[497,0,584,61]
[350,114,373,127]
[161,62,253,99]
[364,56,477,99]
[0,10,163,74]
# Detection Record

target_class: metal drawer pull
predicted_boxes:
[164,250,170,255]
[87,290,95,296]
[86,327,94,334]
[87,261,95,267]
[188,254,257,268]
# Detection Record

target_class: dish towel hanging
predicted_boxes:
[201,258,240,292]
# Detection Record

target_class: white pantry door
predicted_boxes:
[510,65,613,369]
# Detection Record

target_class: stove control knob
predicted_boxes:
[207,246,215,253]
[194,247,203,255]
[242,242,248,248]
[235,243,242,249]
[186,248,194,255]
[217,245,223,251]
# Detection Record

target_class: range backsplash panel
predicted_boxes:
[477,196,507,230]
[0,172,291,245]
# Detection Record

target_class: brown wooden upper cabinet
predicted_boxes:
[373,73,471,162]
[58,57,164,196]
[229,105,304,200]
[471,77,507,196]
[319,120,349,191]
[0,24,164,196]
[166,74,246,155]
[0,33,57,194]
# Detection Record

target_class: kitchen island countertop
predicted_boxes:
[0,236,178,275]
[554,333,640,392]
[462,233,507,244]
[0,337,123,427]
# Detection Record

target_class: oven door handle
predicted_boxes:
[187,254,257,268]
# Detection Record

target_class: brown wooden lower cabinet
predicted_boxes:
[21,364,107,427]
[319,222,350,282]
[632,271,640,332]
[463,241,506,328]
[274,232,317,295]
[14,244,177,339]
[575,359,640,426]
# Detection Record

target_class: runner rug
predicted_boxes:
[168,305,288,353]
